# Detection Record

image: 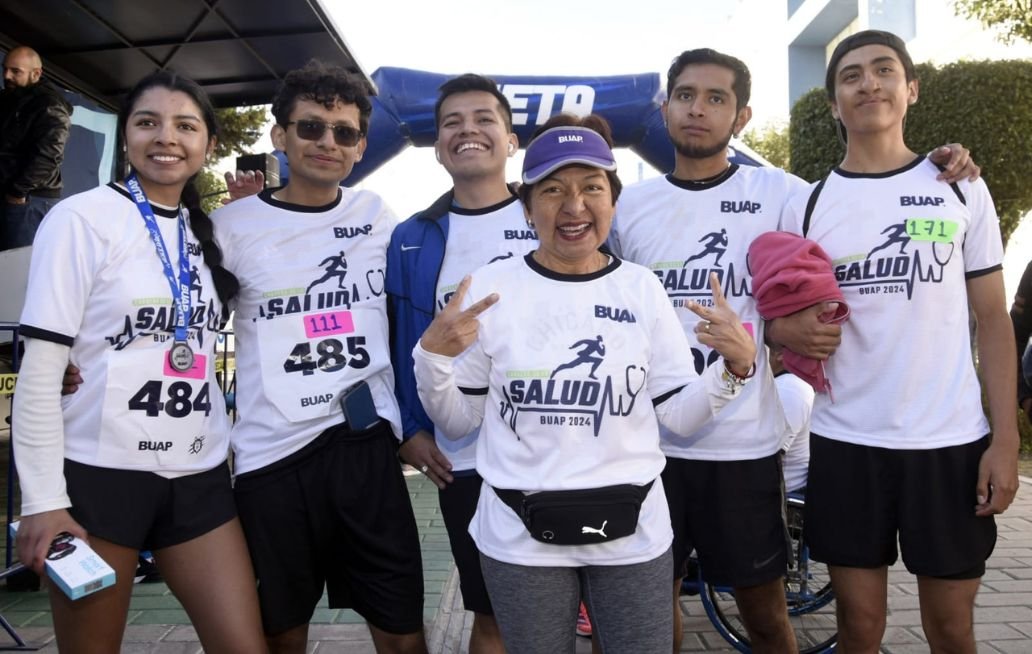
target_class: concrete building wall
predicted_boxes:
[786,0,1032,109]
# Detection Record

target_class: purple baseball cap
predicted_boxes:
[522,125,617,184]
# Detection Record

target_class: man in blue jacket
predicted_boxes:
[387,73,529,654]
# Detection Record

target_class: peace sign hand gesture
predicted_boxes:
[420,275,499,358]
[687,272,756,377]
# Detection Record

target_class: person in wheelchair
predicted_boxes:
[771,346,813,496]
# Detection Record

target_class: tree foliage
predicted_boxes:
[741,120,790,170]
[787,90,842,184]
[193,106,268,210]
[789,59,1032,243]
[953,0,1032,44]
[212,106,267,160]
[194,168,226,215]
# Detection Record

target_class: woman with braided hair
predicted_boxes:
[12,71,265,653]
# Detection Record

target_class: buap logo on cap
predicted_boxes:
[522,125,617,185]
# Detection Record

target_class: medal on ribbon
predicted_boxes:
[126,174,194,372]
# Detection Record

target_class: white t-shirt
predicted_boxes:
[214,188,401,474]
[779,156,1000,449]
[415,254,745,566]
[774,372,814,493]
[19,184,230,474]
[611,165,808,460]
[434,196,537,471]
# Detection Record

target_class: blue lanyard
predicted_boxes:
[126,174,191,343]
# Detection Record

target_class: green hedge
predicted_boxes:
[789,59,1032,244]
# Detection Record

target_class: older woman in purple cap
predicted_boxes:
[411,113,755,653]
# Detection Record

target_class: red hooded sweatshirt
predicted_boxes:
[748,231,850,396]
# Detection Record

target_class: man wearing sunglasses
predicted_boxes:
[213,61,427,654]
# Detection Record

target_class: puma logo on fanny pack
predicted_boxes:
[581,520,608,538]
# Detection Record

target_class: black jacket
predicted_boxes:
[0,81,72,199]
[1012,259,1032,406]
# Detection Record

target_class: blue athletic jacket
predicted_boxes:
[386,185,520,447]
[387,189,456,443]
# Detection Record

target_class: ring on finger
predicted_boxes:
[420,465,429,474]
[704,321,712,333]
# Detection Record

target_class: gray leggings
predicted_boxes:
[480,547,673,654]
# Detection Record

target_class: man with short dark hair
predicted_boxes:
[388,73,524,654]
[611,48,803,653]
[775,30,1017,653]
[214,60,427,654]
[611,47,980,654]
[0,46,72,250]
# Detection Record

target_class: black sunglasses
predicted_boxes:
[285,120,363,146]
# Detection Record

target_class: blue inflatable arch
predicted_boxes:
[346,67,767,185]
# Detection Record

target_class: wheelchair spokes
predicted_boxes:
[691,494,838,653]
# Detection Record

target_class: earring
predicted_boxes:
[508,143,516,155]
[435,149,441,163]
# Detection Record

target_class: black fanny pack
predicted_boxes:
[493,481,654,546]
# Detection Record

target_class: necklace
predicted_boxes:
[683,164,733,186]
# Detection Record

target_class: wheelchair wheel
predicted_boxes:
[699,495,838,654]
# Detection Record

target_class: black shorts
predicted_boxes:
[234,420,424,636]
[805,434,996,579]
[65,459,236,551]
[662,454,787,588]
[439,473,492,615]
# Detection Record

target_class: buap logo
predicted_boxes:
[900,195,945,207]
[595,305,637,324]
[334,225,372,238]
[503,229,537,241]
[720,201,761,214]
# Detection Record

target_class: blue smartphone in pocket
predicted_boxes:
[340,380,380,431]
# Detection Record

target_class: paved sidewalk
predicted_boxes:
[3,473,1032,652]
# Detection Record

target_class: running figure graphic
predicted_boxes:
[307,250,349,294]
[189,265,204,303]
[550,335,606,380]
[867,223,912,259]
[683,228,729,267]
